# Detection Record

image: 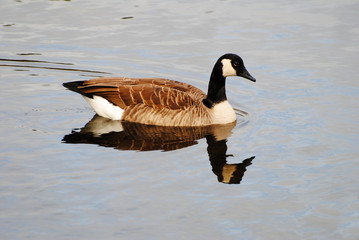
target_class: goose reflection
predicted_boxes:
[63,115,254,184]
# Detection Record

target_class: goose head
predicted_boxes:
[205,53,256,106]
[219,53,256,82]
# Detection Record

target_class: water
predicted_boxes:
[1,0,359,239]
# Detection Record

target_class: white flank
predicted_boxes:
[84,96,124,120]
[211,100,237,124]
[221,59,236,77]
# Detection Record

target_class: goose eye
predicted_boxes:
[232,61,239,67]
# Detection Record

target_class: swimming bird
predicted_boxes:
[63,53,256,126]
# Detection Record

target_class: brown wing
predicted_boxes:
[77,77,206,110]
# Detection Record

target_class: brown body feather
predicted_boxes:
[75,77,216,126]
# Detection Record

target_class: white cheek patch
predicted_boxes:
[221,59,237,77]
[84,95,124,120]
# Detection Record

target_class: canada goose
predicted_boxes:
[63,53,256,126]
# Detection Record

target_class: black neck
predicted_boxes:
[203,63,227,108]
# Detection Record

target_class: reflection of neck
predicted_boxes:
[207,135,227,165]
[206,135,254,184]
[206,135,228,182]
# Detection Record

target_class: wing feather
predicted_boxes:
[76,77,206,111]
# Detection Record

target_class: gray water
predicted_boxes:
[1,0,359,239]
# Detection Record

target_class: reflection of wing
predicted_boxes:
[62,115,236,151]
[63,130,197,151]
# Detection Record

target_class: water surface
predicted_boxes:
[1,0,358,239]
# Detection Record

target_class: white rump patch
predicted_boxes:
[84,96,124,120]
[221,59,236,77]
[211,100,236,124]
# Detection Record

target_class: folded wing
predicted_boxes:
[76,77,207,110]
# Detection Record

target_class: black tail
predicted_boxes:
[63,81,99,98]
[63,81,85,94]
[63,81,96,98]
